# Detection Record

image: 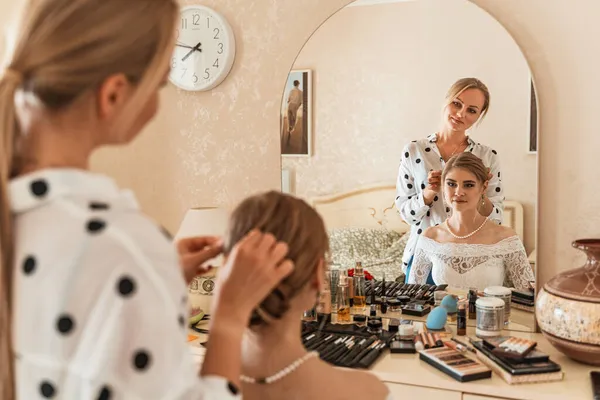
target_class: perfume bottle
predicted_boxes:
[317,270,332,323]
[336,271,351,323]
[353,261,366,310]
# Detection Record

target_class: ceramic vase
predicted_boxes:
[536,239,600,365]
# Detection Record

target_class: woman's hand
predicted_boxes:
[177,236,224,284]
[423,170,442,205]
[211,230,294,325]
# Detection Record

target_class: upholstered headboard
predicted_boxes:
[310,184,524,241]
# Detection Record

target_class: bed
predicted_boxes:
[310,183,525,280]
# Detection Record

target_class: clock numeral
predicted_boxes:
[181,67,188,78]
[204,68,210,80]
[213,59,219,68]
[192,14,200,26]
[193,74,199,84]
[171,57,177,69]
[217,43,223,54]
[181,18,188,29]
[207,17,210,28]
[213,28,220,40]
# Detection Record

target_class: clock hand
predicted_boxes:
[176,42,195,50]
[182,42,202,62]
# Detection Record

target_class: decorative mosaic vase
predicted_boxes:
[536,239,600,365]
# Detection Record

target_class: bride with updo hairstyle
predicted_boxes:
[223,191,393,400]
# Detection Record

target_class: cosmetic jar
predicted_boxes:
[387,298,402,312]
[434,290,448,306]
[367,319,383,335]
[475,297,505,338]
[353,314,367,327]
[483,286,511,325]
[388,318,400,333]
[370,303,377,317]
[398,324,415,341]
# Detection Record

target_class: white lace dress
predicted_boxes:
[407,236,534,290]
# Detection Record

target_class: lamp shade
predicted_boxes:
[175,207,229,238]
[176,207,230,318]
[175,207,230,267]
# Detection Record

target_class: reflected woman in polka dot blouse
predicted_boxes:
[394,78,504,281]
[0,1,293,399]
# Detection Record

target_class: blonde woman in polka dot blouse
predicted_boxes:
[0,1,293,399]
[394,78,504,282]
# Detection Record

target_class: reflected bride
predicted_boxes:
[407,153,534,290]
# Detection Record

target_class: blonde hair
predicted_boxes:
[224,191,330,327]
[445,77,491,122]
[442,152,489,185]
[0,0,177,397]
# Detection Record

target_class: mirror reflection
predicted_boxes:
[281,0,537,332]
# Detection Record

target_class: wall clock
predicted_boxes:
[169,5,236,91]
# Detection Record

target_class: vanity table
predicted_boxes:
[188,319,594,400]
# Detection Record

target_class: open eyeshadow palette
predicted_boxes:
[419,346,492,382]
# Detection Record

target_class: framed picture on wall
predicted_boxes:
[529,79,538,153]
[281,69,312,157]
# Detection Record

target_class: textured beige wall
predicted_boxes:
[3,0,600,291]
[281,0,537,253]
[89,0,351,233]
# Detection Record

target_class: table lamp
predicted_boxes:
[175,207,229,320]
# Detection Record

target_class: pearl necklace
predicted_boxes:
[445,218,488,240]
[240,351,319,385]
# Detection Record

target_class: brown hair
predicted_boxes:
[442,152,489,185]
[224,191,329,326]
[0,0,177,397]
[445,77,491,122]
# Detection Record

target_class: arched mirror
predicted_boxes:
[280,0,538,332]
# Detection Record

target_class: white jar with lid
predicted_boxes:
[484,286,512,325]
[475,297,505,338]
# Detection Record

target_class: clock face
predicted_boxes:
[169,5,236,91]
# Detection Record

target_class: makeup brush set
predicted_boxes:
[301,331,389,369]
[365,281,448,316]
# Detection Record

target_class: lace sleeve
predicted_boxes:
[503,241,535,290]
[407,246,433,284]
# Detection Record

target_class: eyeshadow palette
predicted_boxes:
[419,346,492,382]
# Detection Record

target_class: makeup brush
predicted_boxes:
[348,340,381,366]
[357,343,387,369]
[339,337,376,366]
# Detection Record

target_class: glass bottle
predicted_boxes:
[329,263,340,312]
[353,261,366,310]
[457,302,467,336]
[468,288,478,320]
[336,271,351,323]
[317,270,332,323]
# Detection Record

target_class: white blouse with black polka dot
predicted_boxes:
[9,169,240,400]
[395,134,504,273]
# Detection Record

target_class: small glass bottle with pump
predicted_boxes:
[353,261,366,311]
[336,271,351,323]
